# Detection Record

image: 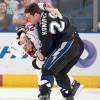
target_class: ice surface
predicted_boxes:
[0,88,100,100]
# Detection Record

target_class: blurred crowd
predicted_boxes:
[0,0,54,32]
[0,0,100,32]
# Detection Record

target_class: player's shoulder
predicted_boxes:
[63,16,70,25]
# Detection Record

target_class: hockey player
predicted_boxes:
[15,3,84,100]
[24,3,84,100]
[16,24,83,100]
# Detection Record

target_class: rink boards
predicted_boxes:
[0,33,100,88]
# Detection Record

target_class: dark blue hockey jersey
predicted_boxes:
[37,11,77,57]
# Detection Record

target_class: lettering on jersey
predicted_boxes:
[41,13,47,35]
[41,12,65,35]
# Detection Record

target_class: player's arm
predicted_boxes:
[17,27,45,61]
[46,7,62,18]
[38,3,62,17]
[20,35,45,61]
[22,39,45,61]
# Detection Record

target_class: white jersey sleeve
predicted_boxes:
[25,22,42,50]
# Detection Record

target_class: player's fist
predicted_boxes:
[47,8,62,18]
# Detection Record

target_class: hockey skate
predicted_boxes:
[71,80,84,96]
[60,89,74,100]
[38,83,51,100]
[38,93,50,100]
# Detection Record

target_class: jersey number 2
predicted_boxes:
[49,14,65,34]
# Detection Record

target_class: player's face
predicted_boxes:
[25,13,41,24]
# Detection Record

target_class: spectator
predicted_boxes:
[4,0,19,15]
[0,1,16,32]
[12,0,32,26]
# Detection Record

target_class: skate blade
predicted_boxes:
[38,95,50,100]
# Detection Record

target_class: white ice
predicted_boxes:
[0,88,100,100]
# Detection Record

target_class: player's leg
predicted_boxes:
[39,40,76,100]
[32,58,49,97]
[55,53,84,100]
[65,56,83,95]
[38,41,74,100]
[38,36,84,100]
[63,37,84,98]
[55,71,74,100]
[38,69,54,100]
[62,38,84,97]
[54,55,80,100]
[32,60,52,100]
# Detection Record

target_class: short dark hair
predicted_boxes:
[25,3,41,16]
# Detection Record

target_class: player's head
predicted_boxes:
[25,3,41,24]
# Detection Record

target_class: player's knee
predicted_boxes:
[42,68,53,75]
[55,71,66,82]
[41,68,54,87]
